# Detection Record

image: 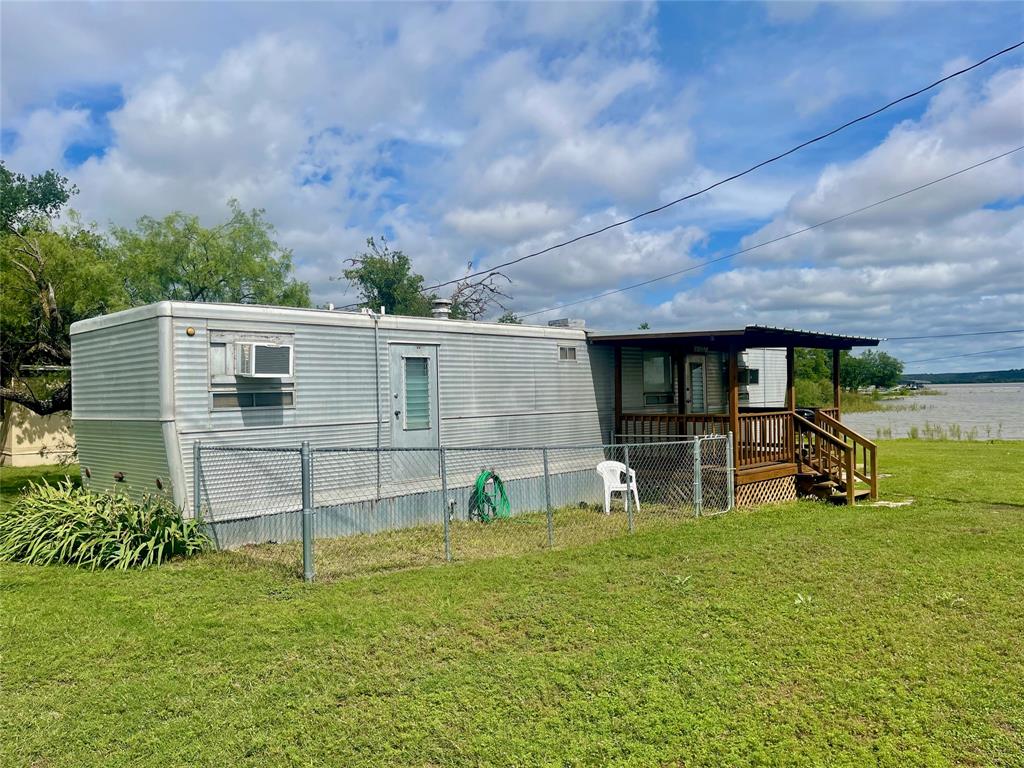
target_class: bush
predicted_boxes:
[0,480,210,570]
[795,378,831,408]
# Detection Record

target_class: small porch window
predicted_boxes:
[643,350,673,406]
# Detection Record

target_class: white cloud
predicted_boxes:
[2,2,1021,372]
[444,202,574,241]
[2,108,90,171]
[741,67,1024,268]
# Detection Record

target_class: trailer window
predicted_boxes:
[558,345,577,362]
[208,333,295,411]
[738,368,760,385]
[212,391,294,409]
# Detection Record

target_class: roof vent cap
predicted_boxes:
[431,298,453,319]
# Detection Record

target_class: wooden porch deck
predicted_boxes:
[619,409,877,505]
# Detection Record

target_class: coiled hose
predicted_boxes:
[469,470,510,523]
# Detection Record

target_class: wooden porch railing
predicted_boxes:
[813,410,878,499]
[618,413,730,439]
[619,412,792,467]
[736,410,793,467]
[793,413,858,506]
[619,411,877,501]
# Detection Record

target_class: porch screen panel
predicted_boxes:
[404,357,431,430]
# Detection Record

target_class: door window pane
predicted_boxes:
[688,360,706,412]
[404,357,431,430]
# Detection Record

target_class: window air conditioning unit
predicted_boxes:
[235,343,293,378]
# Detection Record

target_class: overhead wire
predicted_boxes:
[517,146,1023,318]
[417,40,1024,294]
[885,329,1024,340]
[902,344,1024,365]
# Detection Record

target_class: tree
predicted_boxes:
[794,348,830,383]
[342,237,434,316]
[793,347,905,405]
[2,164,312,416]
[842,350,903,389]
[0,161,78,233]
[496,311,523,324]
[1,166,123,415]
[638,322,650,330]
[110,201,310,307]
[342,238,513,320]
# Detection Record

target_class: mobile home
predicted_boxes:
[70,301,879,543]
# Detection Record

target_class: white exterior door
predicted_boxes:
[389,344,440,481]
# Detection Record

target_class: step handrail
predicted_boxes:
[793,413,858,506]
[814,410,877,449]
[814,411,878,499]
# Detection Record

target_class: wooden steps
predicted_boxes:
[797,471,869,506]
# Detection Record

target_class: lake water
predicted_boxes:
[843,383,1024,440]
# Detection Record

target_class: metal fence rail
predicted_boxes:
[194,435,733,581]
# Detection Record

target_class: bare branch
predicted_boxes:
[449,270,514,321]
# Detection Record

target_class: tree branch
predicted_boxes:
[0,380,71,415]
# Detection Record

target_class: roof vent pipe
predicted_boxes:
[431,298,453,319]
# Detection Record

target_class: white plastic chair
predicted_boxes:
[596,460,640,515]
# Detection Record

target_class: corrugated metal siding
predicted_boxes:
[166,312,604,516]
[74,419,171,499]
[172,316,379,432]
[738,348,787,408]
[182,422,380,516]
[71,319,161,419]
[206,466,606,549]
[379,325,602,446]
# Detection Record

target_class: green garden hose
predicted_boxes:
[469,470,510,523]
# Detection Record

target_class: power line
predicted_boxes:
[903,344,1024,365]
[421,40,1024,293]
[885,329,1024,341]
[518,146,1023,319]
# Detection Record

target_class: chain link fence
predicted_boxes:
[194,435,733,581]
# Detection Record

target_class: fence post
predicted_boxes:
[623,444,634,534]
[543,447,554,548]
[693,437,703,517]
[192,441,202,521]
[301,441,315,583]
[726,432,735,511]
[440,447,451,562]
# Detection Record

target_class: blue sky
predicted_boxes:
[2,1,1022,372]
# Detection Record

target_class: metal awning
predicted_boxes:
[586,324,881,350]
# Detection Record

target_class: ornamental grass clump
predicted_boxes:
[0,480,210,570]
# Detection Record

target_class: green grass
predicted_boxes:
[2,442,1023,767]
[0,463,80,504]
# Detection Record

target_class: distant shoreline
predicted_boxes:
[902,369,1023,385]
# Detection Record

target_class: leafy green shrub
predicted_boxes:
[795,378,831,408]
[0,480,210,570]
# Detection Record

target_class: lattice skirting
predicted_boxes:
[735,476,797,507]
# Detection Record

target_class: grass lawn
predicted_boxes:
[1,441,1022,767]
